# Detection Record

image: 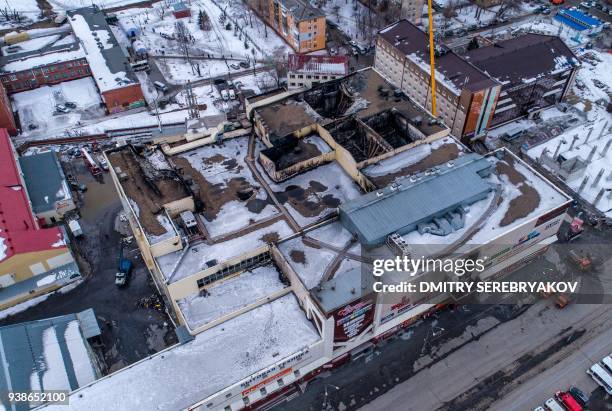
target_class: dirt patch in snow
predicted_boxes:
[274,181,340,218]
[290,249,306,264]
[369,143,461,187]
[496,157,541,227]
[108,149,188,236]
[173,155,267,222]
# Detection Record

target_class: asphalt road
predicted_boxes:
[0,160,177,373]
[278,222,612,411]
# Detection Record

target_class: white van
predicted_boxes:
[587,363,612,394]
[544,398,564,411]
[220,89,229,101]
[601,354,612,374]
[154,81,168,93]
[229,88,236,100]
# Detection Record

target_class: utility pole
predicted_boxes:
[185,80,200,120]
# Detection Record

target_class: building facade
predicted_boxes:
[0,83,16,135]
[264,0,326,52]
[0,55,90,95]
[374,20,501,142]
[287,54,349,89]
[0,129,81,310]
[465,33,580,128]
[400,0,424,25]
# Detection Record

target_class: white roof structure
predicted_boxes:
[43,294,320,411]
[67,7,138,93]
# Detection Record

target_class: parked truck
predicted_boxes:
[115,242,132,287]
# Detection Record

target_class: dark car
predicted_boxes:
[64,101,77,109]
[569,386,589,406]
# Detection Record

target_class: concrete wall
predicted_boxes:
[316,124,376,192]
[259,147,335,182]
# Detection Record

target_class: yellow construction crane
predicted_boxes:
[426,0,437,117]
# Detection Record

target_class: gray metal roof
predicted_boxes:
[0,261,81,306]
[311,267,374,313]
[18,151,70,214]
[340,153,494,245]
[0,310,100,411]
[67,6,138,90]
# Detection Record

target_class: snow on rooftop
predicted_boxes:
[306,220,354,249]
[177,264,287,329]
[363,137,459,179]
[48,294,319,411]
[406,53,461,96]
[2,48,85,73]
[259,161,363,227]
[278,236,338,290]
[158,220,294,283]
[527,120,611,217]
[68,13,134,92]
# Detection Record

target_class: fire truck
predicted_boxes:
[81,148,102,176]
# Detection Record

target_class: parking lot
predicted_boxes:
[0,157,177,373]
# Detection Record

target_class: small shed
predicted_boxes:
[172,2,192,19]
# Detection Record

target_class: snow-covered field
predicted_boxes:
[177,265,287,329]
[114,0,288,84]
[0,0,41,29]
[47,0,146,11]
[11,77,105,137]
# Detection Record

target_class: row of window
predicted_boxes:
[288,73,337,81]
[5,68,90,90]
[213,369,303,411]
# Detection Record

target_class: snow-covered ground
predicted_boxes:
[322,0,375,46]
[0,0,41,30]
[47,0,146,11]
[11,77,105,137]
[49,294,320,411]
[114,0,288,84]
[177,265,287,329]
[490,49,611,217]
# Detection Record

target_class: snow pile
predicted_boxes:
[64,321,97,386]
[177,265,287,329]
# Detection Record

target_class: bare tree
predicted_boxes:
[266,47,288,88]
[175,21,195,74]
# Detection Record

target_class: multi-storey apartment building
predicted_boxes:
[400,0,424,25]
[374,19,501,142]
[265,0,326,52]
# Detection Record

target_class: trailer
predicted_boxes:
[81,148,102,176]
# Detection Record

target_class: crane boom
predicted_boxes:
[426,0,437,117]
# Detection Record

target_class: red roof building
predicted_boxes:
[287,54,350,90]
[0,129,79,309]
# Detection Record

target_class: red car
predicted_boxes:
[555,391,582,411]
